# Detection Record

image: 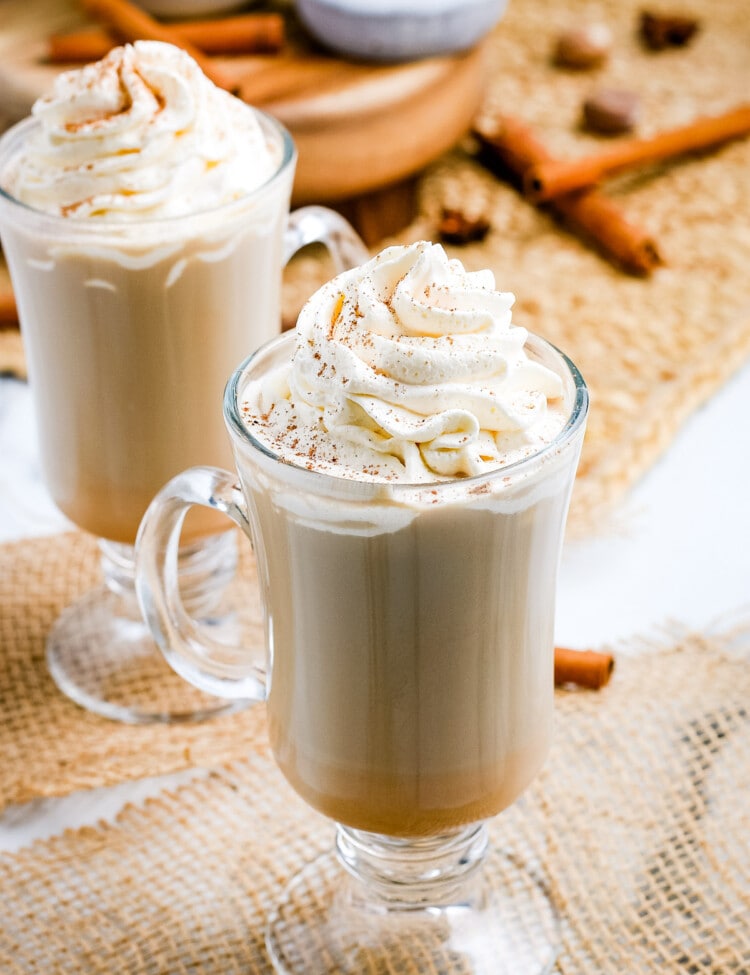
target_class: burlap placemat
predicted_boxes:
[1,630,747,973]
[286,0,750,531]
[4,0,750,528]
[414,0,750,529]
[0,530,269,809]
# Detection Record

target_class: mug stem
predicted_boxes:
[336,822,489,911]
[99,533,237,618]
[45,530,245,724]
[266,817,561,975]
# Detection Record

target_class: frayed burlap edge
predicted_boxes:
[0,629,748,973]
[283,0,750,534]
[5,1,750,532]
[0,529,269,809]
[2,0,750,807]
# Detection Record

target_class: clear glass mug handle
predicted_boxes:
[284,204,369,272]
[137,208,366,700]
[136,466,262,701]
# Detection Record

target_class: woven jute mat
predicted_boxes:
[1,0,750,812]
[0,530,268,809]
[283,0,750,532]
[0,630,747,973]
[414,0,750,530]
[3,0,750,528]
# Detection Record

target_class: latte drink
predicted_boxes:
[0,177,289,543]
[0,42,290,544]
[231,242,587,837]
[244,447,575,836]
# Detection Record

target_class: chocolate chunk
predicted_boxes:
[553,24,613,69]
[438,208,491,245]
[582,89,640,135]
[640,11,700,49]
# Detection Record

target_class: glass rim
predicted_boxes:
[223,329,589,498]
[0,108,296,230]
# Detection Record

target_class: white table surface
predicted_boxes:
[1,359,749,854]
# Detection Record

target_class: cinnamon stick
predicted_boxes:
[49,27,120,64]
[473,115,663,276]
[238,55,367,107]
[0,290,19,328]
[49,13,285,62]
[79,0,236,91]
[438,207,490,245]
[554,646,615,689]
[525,103,750,202]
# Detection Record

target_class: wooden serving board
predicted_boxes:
[0,0,487,205]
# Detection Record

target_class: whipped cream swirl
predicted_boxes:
[243,242,567,482]
[3,41,280,219]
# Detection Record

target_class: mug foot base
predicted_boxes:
[266,842,561,975]
[46,587,248,724]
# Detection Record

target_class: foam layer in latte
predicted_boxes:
[241,241,567,482]
[1,41,280,219]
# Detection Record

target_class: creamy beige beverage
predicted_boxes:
[250,474,572,836]
[0,41,289,543]
[235,242,584,836]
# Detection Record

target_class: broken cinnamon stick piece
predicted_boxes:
[0,290,19,328]
[49,27,119,63]
[438,207,490,245]
[473,115,663,276]
[554,646,615,689]
[640,11,700,50]
[582,88,640,136]
[80,0,236,91]
[49,13,285,62]
[526,103,750,202]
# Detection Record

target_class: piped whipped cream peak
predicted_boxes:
[241,242,567,483]
[2,41,280,220]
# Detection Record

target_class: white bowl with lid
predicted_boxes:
[296,0,508,62]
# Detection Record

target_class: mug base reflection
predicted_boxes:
[46,532,250,724]
[46,588,247,723]
[265,823,561,975]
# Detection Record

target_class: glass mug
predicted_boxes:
[0,110,367,724]
[136,329,589,974]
